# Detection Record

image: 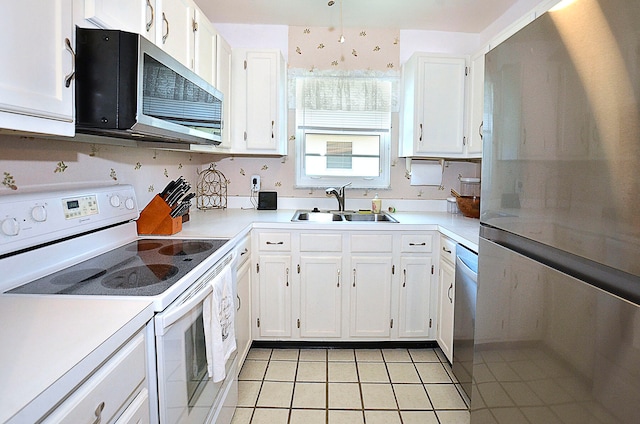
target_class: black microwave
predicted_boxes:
[75,28,223,146]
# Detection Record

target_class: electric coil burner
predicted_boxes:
[8,239,228,296]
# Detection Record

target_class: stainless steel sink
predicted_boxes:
[343,213,398,222]
[293,211,345,222]
[291,210,398,223]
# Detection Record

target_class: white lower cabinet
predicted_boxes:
[299,255,342,338]
[437,236,456,363]
[252,229,439,342]
[235,235,252,370]
[398,256,435,338]
[349,256,394,338]
[398,233,437,339]
[255,254,292,338]
[42,331,148,423]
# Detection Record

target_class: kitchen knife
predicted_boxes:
[170,200,191,218]
[167,186,187,207]
[160,180,176,199]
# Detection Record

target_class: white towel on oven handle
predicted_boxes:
[203,263,236,382]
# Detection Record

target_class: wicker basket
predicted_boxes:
[455,196,480,218]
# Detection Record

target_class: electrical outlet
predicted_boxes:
[251,175,261,192]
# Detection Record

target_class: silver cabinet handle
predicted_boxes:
[442,246,452,254]
[266,241,284,245]
[409,242,426,246]
[286,268,289,286]
[447,283,453,303]
[64,38,75,88]
[271,120,275,139]
[145,0,155,31]
[240,248,248,256]
[352,269,356,287]
[237,294,241,311]
[403,269,407,287]
[337,268,340,288]
[92,401,105,424]
[162,12,169,44]
[419,123,423,142]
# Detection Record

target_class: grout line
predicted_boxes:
[238,347,468,424]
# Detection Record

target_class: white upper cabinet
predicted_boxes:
[193,7,217,86]
[215,35,232,150]
[400,53,467,158]
[156,0,194,68]
[84,0,156,42]
[0,0,74,137]
[231,49,287,155]
[82,0,218,83]
[465,49,487,157]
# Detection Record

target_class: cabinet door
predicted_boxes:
[415,56,466,155]
[299,256,342,338]
[236,257,252,368]
[349,256,393,338]
[157,0,193,68]
[232,50,287,154]
[84,0,155,41]
[466,49,485,157]
[257,255,292,338]
[438,259,455,363]
[398,256,434,338]
[0,0,74,136]
[193,7,216,85]
[215,35,232,150]
[246,51,283,151]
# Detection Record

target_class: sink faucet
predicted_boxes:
[325,182,351,211]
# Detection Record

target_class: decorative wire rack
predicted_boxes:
[196,164,228,210]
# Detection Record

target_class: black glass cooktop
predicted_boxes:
[7,238,229,296]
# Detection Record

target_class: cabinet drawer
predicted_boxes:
[300,233,342,252]
[440,236,456,265]
[235,234,251,266]
[114,388,150,424]
[401,234,434,253]
[258,232,291,251]
[43,332,146,424]
[350,234,393,253]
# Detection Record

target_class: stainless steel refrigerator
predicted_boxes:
[474,0,640,422]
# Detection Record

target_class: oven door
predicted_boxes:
[155,280,231,424]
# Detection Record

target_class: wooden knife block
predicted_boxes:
[136,195,182,235]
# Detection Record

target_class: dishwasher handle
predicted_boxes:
[456,254,478,284]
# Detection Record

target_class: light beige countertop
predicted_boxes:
[0,296,154,423]
[180,208,480,252]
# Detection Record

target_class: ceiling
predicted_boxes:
[194,0,520,33]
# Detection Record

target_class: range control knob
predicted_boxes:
[125,198,135,210]
[31,205,47,222]
[1,218,20,236]
[109,195,121,208]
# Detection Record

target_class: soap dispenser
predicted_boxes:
[372,193,382,214]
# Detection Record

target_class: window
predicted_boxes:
[295,76,392,189]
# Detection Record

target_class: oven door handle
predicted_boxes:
[156,281,213,334]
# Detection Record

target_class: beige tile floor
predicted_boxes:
[231,347,470,424]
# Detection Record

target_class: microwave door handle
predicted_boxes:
[156,281,213,333]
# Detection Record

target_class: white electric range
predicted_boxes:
[0,184,238,424]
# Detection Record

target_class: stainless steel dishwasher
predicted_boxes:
[452,244,478,401]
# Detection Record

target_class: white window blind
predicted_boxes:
[295,77,392,189]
